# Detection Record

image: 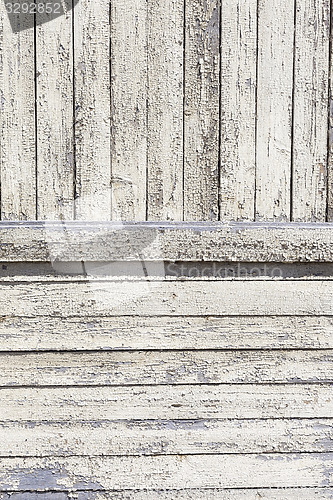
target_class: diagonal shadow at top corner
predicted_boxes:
[4,0,80,32]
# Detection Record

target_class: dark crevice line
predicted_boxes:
[1,382,333,389]
[0,487,332,494]
[3,312,333,318]
[1,347,333,355]
[4,416,333,425]
[0,348,331,354]
[109,0,112,220]
[254,0,259,221]
[72,0,77,220]
[217,0,222,221]
[34,13,38,220]
[182,0,186,221]
[327,0,333,222]
[145,0,149,221]
[5,277,333,284]
[1,382,332,389]
[0,451,333,459]
[290,0,297,222]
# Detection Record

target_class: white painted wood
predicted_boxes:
[220,0,257,221]
[328,20,333,221]
[0,385,332,420]
[74,0,111,220]
[0,4,36,220]
[1,350,333,386]
[0,454,333,490]
[3,222,333,263]
[147,0,183,220]
[0,315,332,352]
[256,0,295,220]
[110,0,147,220]
[184,0,220,220]
[1,280,333,317]
[1,418,333,457]
[36,5,74,220]
[1,489,333,500]
[292,0,330,221]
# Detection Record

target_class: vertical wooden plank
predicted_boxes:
[292,0,330,222]
[36,4,74,220]
[0,4,36,220]
[111,0,147,221]
[147,0,184,221]
[184,0,220,221]
[256,0,295,221]
[74,0,111,220]
[220,0,257,221]
[323,1,333,222]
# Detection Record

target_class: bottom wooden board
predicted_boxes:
[0,454,332,490]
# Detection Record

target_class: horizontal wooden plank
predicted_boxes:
[0,385,332,421]
[0,315,332,352]
[0,489,332,499]
[1,281,333,316]
[1,418,333,457]
[0,454,332,490]
[2,222,333,262]
[1,350,333,386]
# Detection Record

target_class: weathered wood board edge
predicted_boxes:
[1,222,333,262]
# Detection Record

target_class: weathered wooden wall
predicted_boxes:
[0,0,332,221]
[0,223,332,497]
[1,0,333,495]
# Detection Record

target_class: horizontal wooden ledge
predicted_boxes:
[3,261,333,281]
[1,418,333,457]
[1,281,333,316]
[1,221,333,262]
[0,454,333,489]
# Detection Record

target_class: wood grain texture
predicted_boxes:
[292,0,330,221]
[1,418,333,457]
[1,350,333,386]
[184,0,220,221]
[220,0,257,221]
[1,315,333,352]
[147,0,183,220]
[1,489,333,500]
[3,222,333,263]
[328,3,333,221]
[0,315,333,352]
[110,0,147,220]
[0,5,36,220]
[0,454,333,490]
[36,4,74,220]
[256,0,295,220]
[74,0,111,220]
[2,280,333,317]
[0,384,332,420]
